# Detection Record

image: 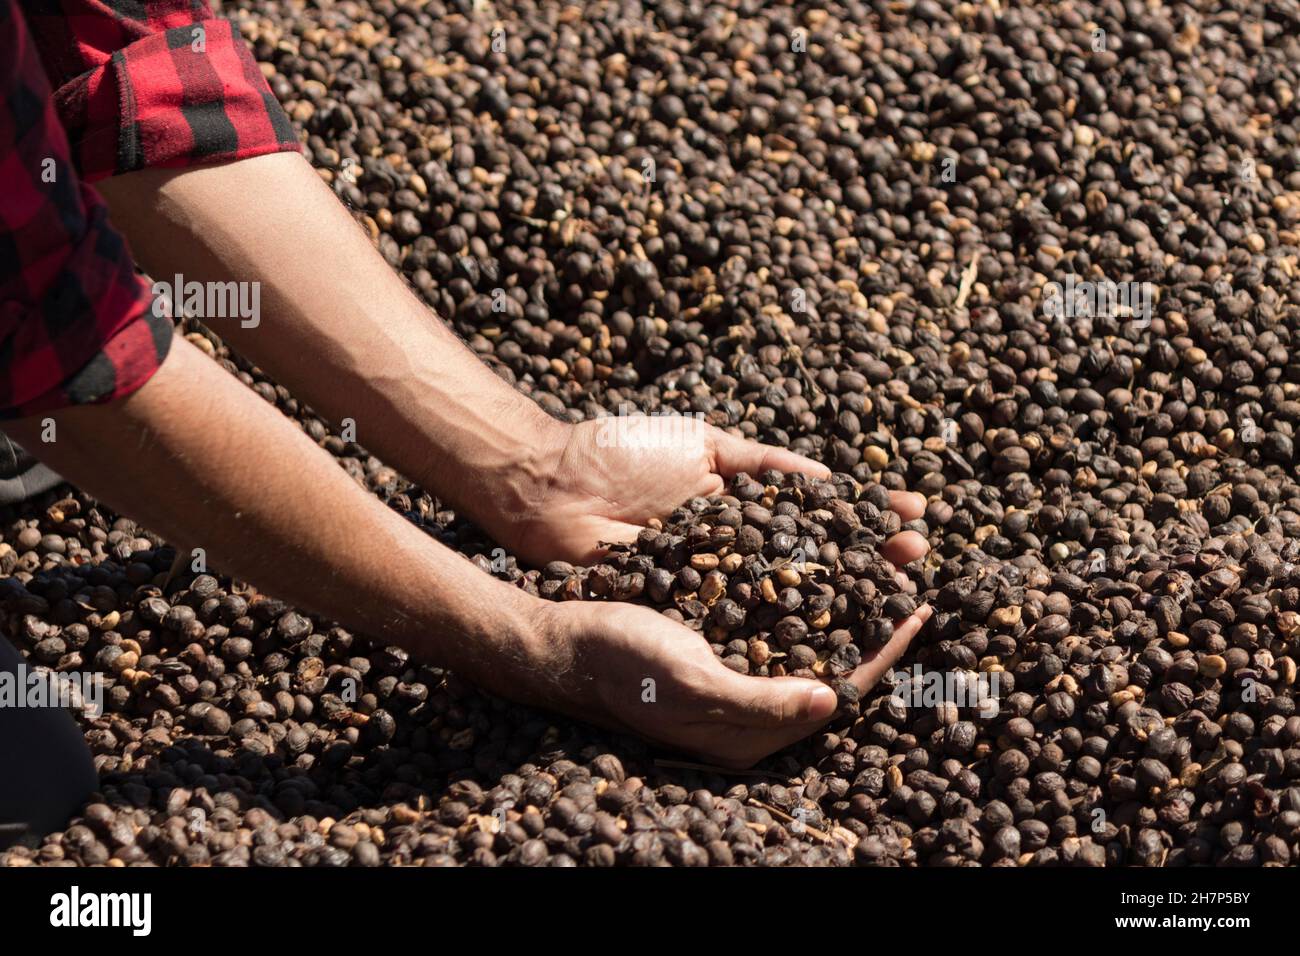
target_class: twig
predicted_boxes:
[746,798,833,844]
[954,253,981,310]
[508,212,550,228]
[163,548,189,589]
[775,329,822,400]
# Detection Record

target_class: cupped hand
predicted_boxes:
[505,491,933,768]
[528,598,932,770]
[505,414,831,565]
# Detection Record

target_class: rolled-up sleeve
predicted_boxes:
[21,0,299,182]
[1,0,171,418]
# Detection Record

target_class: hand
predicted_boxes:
[499,493,933,769]
[503,414,832,565]
[525,598,932,770]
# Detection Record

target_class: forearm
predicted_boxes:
[5,336,540,684]
[96,153,567,538]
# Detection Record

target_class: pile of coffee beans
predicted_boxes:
[497,471,914,709]
[4,0,1300,866]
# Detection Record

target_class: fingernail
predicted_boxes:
[807,684,837,718]
[911,492,927,509]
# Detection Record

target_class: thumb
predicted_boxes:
[715,671,838,727]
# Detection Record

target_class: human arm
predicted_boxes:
[9,336,925,767]
[96,152,831,563]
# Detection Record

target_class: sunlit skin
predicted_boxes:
[11,154,938,767]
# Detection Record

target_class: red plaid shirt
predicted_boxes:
[1,0,299,418]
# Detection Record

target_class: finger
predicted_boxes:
[880,529,928,566]
[710,428,831,481]
[693,471,726,500]
[710,670,838,728]
[849,604,933,695]
[888,490,927,522]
